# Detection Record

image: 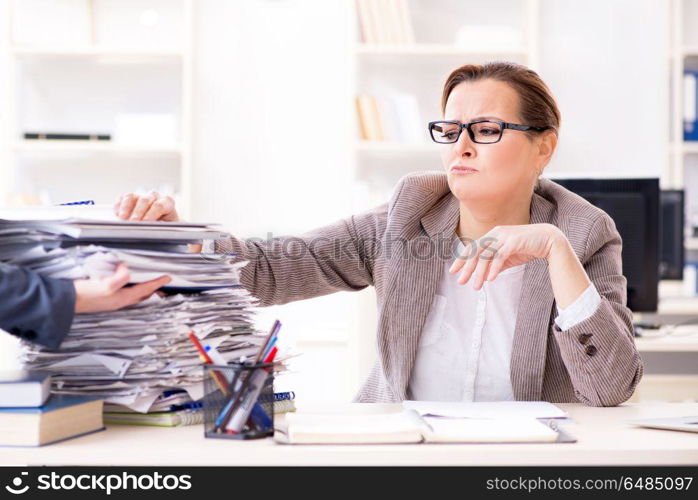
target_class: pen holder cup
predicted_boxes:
[203,362,275,440]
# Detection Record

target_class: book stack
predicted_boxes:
[355,93,424,143]
[356,0,415,45]
[685,70,698,142]
[0,211,271,413]
[0,370,104,446]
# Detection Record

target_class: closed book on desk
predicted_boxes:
[274,409,561,445]
[0,395,104,447]
[104,408,203,427]
[0,370,51,407]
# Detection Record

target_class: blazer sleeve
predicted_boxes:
[0,264,76,350]
[551,214,643,407]
[213,203,389,307]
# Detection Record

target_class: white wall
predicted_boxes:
[191,0,368,402]
[191,0,355,235]
[538,0,668,179]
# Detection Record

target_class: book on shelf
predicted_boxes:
[685,70,698,141]
[355,93,424,143]
[0,394,104,447]
[355,95,384,141]
[24,132,111,141]
[356,0,414,45]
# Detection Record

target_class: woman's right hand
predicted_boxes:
[114,191,179,222]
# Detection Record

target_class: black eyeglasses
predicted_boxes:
[428,119,550,144]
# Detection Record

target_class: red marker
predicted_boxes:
[263,346,278,364]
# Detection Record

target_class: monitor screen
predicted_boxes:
[659,190,684,280]
[550,178,659,312]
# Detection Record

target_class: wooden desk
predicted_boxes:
[1,402,697,466]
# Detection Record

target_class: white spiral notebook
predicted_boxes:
[274,407,574,445]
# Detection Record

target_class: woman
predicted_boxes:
[116,61,642,406]
[1,263,171,349]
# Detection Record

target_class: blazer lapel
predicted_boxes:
[510,189,557,401]
[380,188,459,400]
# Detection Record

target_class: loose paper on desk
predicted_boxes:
[402,401,568,420]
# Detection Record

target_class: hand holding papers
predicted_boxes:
[1,208,269,413]
[74,262,171,313]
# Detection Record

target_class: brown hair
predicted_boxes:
[441,61,560,138]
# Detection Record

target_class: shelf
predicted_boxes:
[13,140,182,155]
[356,141,440,153]
[11,46,182,58]
[355,43,527,57]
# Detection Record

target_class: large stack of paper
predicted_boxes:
[0,214,267,412]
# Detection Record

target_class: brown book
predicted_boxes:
[355,96,371,140]
[367,95,386,141]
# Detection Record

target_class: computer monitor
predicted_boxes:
[550,178,659,312]
[659,190,685,280]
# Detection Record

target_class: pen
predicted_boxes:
[261,335,278,361]
[186,331,229,395]
[204,344,227,366]
[57,200,95,206]
[188,331,213,363]
[263,346,278,364]
[256,320,282,364]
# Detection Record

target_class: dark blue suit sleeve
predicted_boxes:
[0,264,76,349]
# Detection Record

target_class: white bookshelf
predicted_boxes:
[669,0,698,257]
[350,0,541,205]
[0,0,193,216]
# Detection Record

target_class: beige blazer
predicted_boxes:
[216,172,643,406]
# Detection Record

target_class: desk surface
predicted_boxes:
[2,402,697,466]
[634,328,698,352]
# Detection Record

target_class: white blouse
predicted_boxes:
[407,239,601,402]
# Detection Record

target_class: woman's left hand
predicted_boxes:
[449,223,565,290]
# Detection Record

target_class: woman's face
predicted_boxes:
[440,78,548,203]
